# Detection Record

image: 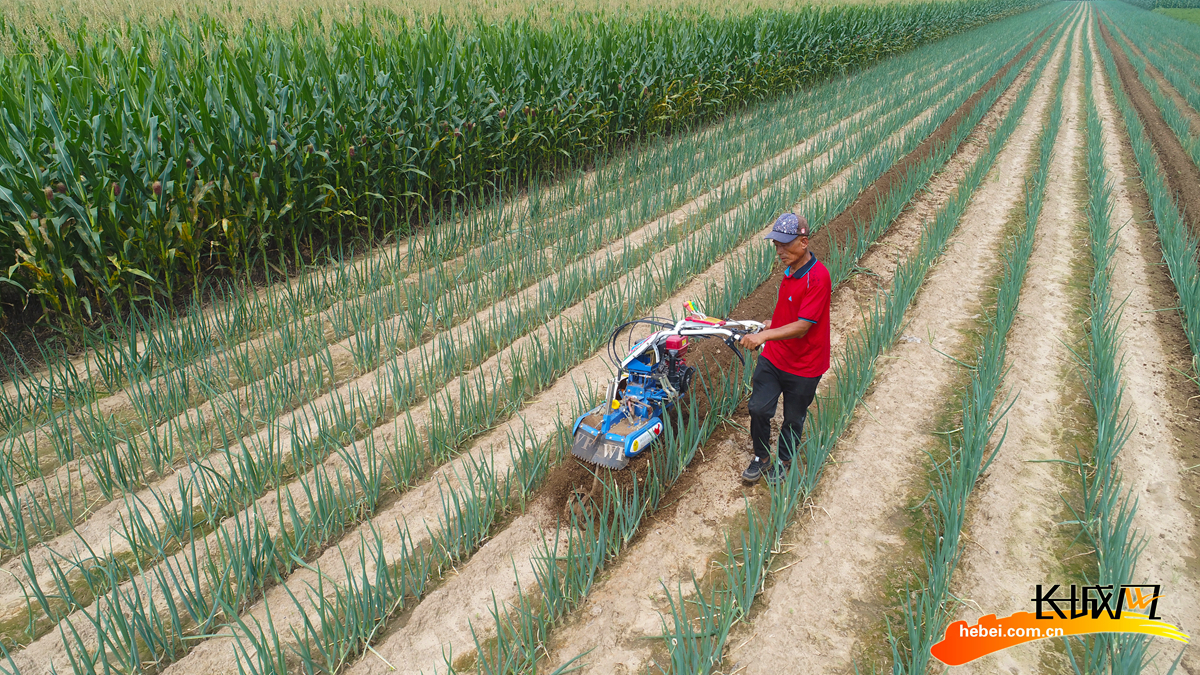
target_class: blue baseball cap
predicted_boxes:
[764,212,809,244]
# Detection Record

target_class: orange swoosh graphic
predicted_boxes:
[930,611,1189,666]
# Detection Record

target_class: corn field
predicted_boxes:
[1,1,1199,674]
[0,0,1041,320]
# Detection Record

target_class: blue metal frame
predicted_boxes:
[572,351,676,460]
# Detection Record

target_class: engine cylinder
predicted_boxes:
[663,335,688,359]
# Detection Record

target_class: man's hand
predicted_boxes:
[739,319,812,352]
[740,332,767,351]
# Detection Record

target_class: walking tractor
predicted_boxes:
[570,302,764,469]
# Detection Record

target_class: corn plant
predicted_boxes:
[0,0,1049,321]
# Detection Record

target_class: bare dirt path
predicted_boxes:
[951,16,1086,675]
[536,19,1059,675]
[729,15,1075,675]
[1089,21,1200,675]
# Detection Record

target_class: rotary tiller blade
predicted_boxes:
[570,428,630,470]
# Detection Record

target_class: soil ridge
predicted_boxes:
[1098,15,1200,234]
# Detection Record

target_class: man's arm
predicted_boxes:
[740,319,813,350]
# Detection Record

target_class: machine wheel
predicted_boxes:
[678,366,695,396]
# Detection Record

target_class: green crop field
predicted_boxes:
[1157,7,1200,24]
[0,0,1038,322]
[1,1,1199,674]
[1,0,916,32]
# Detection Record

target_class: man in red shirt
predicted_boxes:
[737,213,831,484]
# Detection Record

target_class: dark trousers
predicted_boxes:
[748,357,821,464]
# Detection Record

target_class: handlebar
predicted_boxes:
[610,313,766,371]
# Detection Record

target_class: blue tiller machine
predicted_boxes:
[570,303,763,470]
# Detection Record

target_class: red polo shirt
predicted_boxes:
[762,254,831,378]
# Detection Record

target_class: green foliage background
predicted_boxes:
[0,0,1046,319]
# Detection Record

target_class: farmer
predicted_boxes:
[737,213,831,484]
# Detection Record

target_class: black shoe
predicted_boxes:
[742,457,767,483]
[765,461,791,485]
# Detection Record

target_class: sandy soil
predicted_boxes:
[1090,22,1200,675]
[733,16,1073,675]
[950,14,1085,674]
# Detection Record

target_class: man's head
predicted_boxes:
[764,212,810,268]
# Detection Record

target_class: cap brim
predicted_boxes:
[764,231,798,243]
